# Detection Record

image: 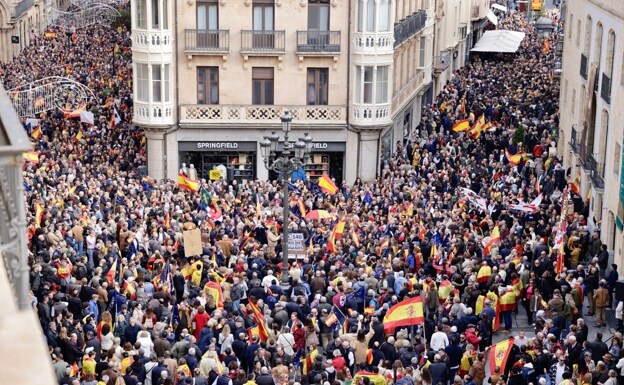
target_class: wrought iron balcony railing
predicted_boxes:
[394,10,427,47]
[241,30,285,53]
[296,30,341,53]
[184,29,229,53]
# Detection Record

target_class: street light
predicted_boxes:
[260,111,312,287]
[65,26,75,48]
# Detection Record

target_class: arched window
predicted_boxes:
[583,16,592,56]
[594,22,603,66]
[606,30,615,78]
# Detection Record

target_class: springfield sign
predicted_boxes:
[288,233,306,259]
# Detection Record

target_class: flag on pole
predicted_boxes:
[297,198,307,217]
[318,174,338,195]
[382,296,425,332]
[107,257,119,285]
[327,218,347,253]
[452,119,470,132]
[249,300,269,341]
[570,170,581,194]
[178,173,200,192]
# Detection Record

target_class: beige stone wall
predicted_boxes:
[175,1,349,107]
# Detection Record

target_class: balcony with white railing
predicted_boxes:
[134,101,174,126]
[351,103,392,126]
[179,105,346,126]
[133,29,174,53]
[353,31,394,56]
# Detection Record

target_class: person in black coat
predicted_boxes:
[231,333,248,370]
[429,354,448,385]
[368,317,385,348]
[256,367,275,385]
[380,336,396,363]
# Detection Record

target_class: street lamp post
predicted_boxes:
[260,111,313,288]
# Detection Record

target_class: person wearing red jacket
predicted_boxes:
[465,324,481,347]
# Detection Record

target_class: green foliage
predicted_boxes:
[112,9,131,31]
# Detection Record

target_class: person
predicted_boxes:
[594,281,610,327]
[431,325,449,351]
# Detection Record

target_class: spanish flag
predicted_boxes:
[353,371,388,385]
[297,198,307,217]
[63,103,86,119]
[178,173,200,192]
[505,148,527,165]
[191,261,203,286]
[383,296,425,332]
[44,32,57,38]
[489,338,514,374]
[499,290,516,312]
[555,241,565,275]
[460,98,466,114]
[477,264,492,284]
[474,295,486,315]
[247,325,261,340]
[107,257,118,285]
[31,126,42,139]
[318,174,338,195]
[35,203,44,227]
[483,226,500,256]
[75,130,83,142]
[438,279,452,303]
[366,349,373,364]
[327,218,347,253]
[164,212,171,228]
[570,170,581,195]
[204,281,224,309]
[123,280,136,300]
[452,119,470,132]
[543,39,550,54]
[303,348,319,375]
[33,96,45,110]
[249,300,269,341]
[23,151,39,163]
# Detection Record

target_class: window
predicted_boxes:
[152,64,162,102]
[584,16,592,55]
[253,1,274,31]
[198,67,219,104]
[363,66,373,103]
[308,0,329,32]
[366,0,375,32]
[419,37,426,67]
[164,64,170,102]
[594,23,603,66]
[136,63,149,102]
[136,0,147,29]
[151,0,160,29]
[163,0,169,29]
[356,0,364,32]
[564,80,568,105]
[252,67,274,105]
[576,19,581,47]
[376,66,389,104]
[198,0,218,30]
[378,0,391,32]
[606,30,615,77]
[571,88,576,116]
[568,14,573,39]
[615,142,621,175]
[307,68,329,105]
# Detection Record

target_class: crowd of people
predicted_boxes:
[3,4,624,385]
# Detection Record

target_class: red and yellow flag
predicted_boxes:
[35,203,44,227]
[249,300,269,341]
[499,290,516,312]
[474,295,486,315]
[318,174,338,195]
[178,173,200,192]
[452,119,470,132]
[297,198,307,217]
[31,126,42,139]
[483,226,500,256]
[23,151,39,163]
[204,281,224,309]
[505,148,527,165]
[438,279,452,303]
[382,296,425,332]
[555,241,565,275]
[570,170,581,195]
[327,218,347,253]
[489,338,514,374]
[477,264,492,284]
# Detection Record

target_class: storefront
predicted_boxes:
[270,141,346,184]
[179,141,257,183]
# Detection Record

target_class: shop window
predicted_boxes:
[136,0,147,29]
[136,63,149,102]
[198,67,219,105]
[306,68,328,105]
[252,67,274,105]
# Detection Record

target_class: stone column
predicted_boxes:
[145,129,165,181]
[359,130,381,182]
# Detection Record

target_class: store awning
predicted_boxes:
[470,30,526,53]
[486,11,498,26]
[491,4,508,12]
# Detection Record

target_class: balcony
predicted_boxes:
[184,29,229,55]
[353,31,394,55]
[133,29,173,53]
[471,5,481,20]
[585,154,604,189]
[352,103,391,126]
[458,24,468,40]
[134,101,174,126]
[570,125,580,154]
[580,53,588,79]
[394,10,427,47]
[180,105,346,127]
[296,31,341,54]
[600,73,611,104]
[241,30,285,55]
[433,51,451,73]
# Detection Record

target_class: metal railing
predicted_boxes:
[296,30,341,53]
[458,24,468,40]
[241,30,285,53]
[394,10,427,47]
[585,155,604,189]
[600,73,611,104]
[184,29,229,52]
[571,125,580,154]
[580,53,588,79]
[14,0,34,18]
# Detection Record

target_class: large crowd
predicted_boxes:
[3,4,624,385]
